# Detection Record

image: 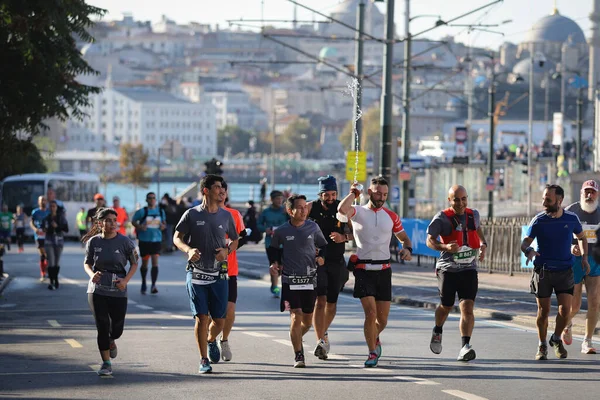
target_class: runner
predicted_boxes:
[257,190,289,298]
[216,182,246,361]
[87,194,105,227]
[14,205,27,253]
[30,196,50,281]
[0,204,13,251]
[82,207,139,376]
[337,177,413,367]
[521,184,589,360]
[41,200,69,290]
[131,192,166,294]
[269,194,328,368]
[173,174,239,374]
[426,185,487,362]
[112,196,129,237]
[563,180,600,354]
[307,175,353,360]
[76,207,88,246]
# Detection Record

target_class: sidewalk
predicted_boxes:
[236,243,597,338]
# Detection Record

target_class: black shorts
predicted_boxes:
[437,269,478,307]
[353,268,392,301]
[530,268,574,298]
[281,283,317,314]
[317,258,349,303]
[139,241,161,258]
[37,239,45,249]
[228,276,238,303]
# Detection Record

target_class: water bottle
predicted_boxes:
[219,261,229,280]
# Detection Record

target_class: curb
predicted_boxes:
[236,267,599,336]
[0,274,11,296]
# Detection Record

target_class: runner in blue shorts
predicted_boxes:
[173,174,239,374]
[564,180,600,354]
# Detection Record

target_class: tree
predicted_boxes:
[338,106,382,154]
[217,126,253,156]
[279,118,320,156]
[0,138,46,180]
[0,1,105,172]
[119,144,150,206]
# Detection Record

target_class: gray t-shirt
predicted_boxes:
[175,205,239,273]
[270,220,327,286]
[565,202,600,254]
[85,233,136,297]
[427,209,481,272]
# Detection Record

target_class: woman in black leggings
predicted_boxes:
[83,208,138,376]
[42,201,68,290]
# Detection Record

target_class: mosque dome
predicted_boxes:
[319,47,338,59]
[525,10,586,45]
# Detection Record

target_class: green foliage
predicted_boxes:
[0,137,47,180]
[278,118,320,156]
[0,0,106,140]
[217,126,253,156]
[338,106,382,154]
[119,143,150,188]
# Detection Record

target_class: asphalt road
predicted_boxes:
[0,244,598,400]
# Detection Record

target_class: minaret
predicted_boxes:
[589,0,600,100]
[293,3,298,30]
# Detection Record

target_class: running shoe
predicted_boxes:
[375,337,382,359]
[271,286,281,298]
[109,340,118,359]
[549,336,568,359]
[208,340,220,363]
[151,285,158,294]
[324,331,330,353]
[199,358,212,374]
[364,352,378,368]
[457,344,476,362]
[220,340,232,361]
[313,339,328,360]
[535,344,548,360]
[561,323,573,345]
[97,362,112,376]
[581,340,597,355]
[294,352,306,368]
[141,281,147,295]
[54,279,59,289]
[47,284,55,291]
[430,330,442,354]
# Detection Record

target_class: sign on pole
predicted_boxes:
[552,112,563,146]
[453,126,469,164]
[392,185,400,203]
[486,176,495,191]
[346,151,367,182]
[398,163,411,181]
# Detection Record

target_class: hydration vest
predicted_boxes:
[440,208,480,249]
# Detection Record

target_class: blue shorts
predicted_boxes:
[573,256,600,284]
[0,231,10,240]
[185,271,228,319]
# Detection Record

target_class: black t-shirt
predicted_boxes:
[308,199,346,262]
[87,207,98,222]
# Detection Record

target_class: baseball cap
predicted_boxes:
[113,196,120,202]
[582,180,599,192]
[94,193,105,200]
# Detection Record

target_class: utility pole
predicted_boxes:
[488,75,495,218]
[577,85,584,171]
[527,54,534,217]
[157,148,161,201]
[351,0,366,152]
[271,104,277,192]
[379,0,396,185]
[400,0,410,217]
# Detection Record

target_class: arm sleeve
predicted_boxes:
[227,214,239,241]
[426,214,443,238]
[131,209,142,224]
[84,238,94,266]
[389,211,404,234]
[573,216,583,235]
[266,247,283,264]
[60,215,69,233]
[257,211,267,233]
[270,229,281,248]
[525,218,538,239]
[174,210,190,235]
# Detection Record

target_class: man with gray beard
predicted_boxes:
[563,180,600,354]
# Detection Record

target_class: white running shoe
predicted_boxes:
[430,330,442,354]
[561,323,573,345]
[581,340,597,355]
[313,339,328,360]
[220,340,232,361]
[457,344,476,362]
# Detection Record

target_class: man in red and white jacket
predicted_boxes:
[338,176,412,367]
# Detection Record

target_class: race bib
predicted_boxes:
[97,273,120,292]
[364,263,385,271]
[16,220,24,228]
[582,224,599,244]
[454,246,477,265]
[37,230,45,239]
[191,269,219,285]
[288,275,314,291]
[147,216,161,229]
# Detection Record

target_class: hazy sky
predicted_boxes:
[88,0,596,49]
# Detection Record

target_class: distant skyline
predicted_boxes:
[88,0,595,49]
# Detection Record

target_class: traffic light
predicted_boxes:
[204,158,224,175]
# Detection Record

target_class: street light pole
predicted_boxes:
[527,54,534,217]
[577,85,584,171]
[351,0,365,152]
[400,0,410,217]
[488,74,495,219]
[157,148,161,201]
[270,105,277,192]
[379,0,396,185]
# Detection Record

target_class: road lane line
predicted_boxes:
[135,305,153,310]
[0,370,95,376]
[326,353,349,360]
[242,331,274,338]
[348,364,387,372]
[47,320,61,328]
[394,376,439,385]
[0,304,16,308]
[273,339,293,347]
[171,314,190,319]
[442,390,489,400]
[152,310,170,315]
[64,339,83,348]
[89,365,114,379]
[128,299,138,305]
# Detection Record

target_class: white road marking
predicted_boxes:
[0,304,16,308]
[273,339,293,347]
[152,310,170,315]
[348,364,387,372]
[64,339,83,348]
[325,353,348,360]
[135,305,153,310]
[171,314,190,320]
[0,370,95,376]
[47,320,61,328]
[442,390,489,400]
[128,299,138,305]
[394,376,439,385]
[242,331,274,338]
